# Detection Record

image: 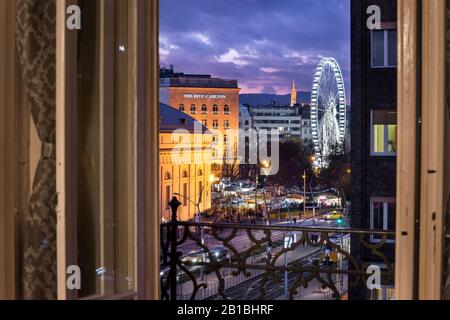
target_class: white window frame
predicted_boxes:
[370,197,396,244]
[371,29,397,68]
[370,110,397,156]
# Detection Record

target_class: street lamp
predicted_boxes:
[302,171,306,220]
[261,161,272,226]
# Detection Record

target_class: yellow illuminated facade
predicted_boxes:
[159,103,213,221]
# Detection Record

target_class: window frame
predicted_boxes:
[370,110,397,157]
[55,0,158,300]
[370,197,396,244]
[371,29,397,68]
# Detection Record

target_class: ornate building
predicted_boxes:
[160,67,240,178]
[159,103,213,221]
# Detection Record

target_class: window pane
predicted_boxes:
[388,125,397,153]
[76,0,135,298]
[372,202,384,230]
[373,125,385,153]
[387,202,396,231]
[388,30,397,66]
[372,31,385,67]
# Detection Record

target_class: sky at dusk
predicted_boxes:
[160,0,350,95]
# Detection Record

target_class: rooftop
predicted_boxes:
[160,67,239,89]
[159,103,210,134]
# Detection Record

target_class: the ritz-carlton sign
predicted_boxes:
[183,94,227,100]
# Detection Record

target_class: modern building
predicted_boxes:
[248,103,303,141]
[350,0,397,299]
[160,67,241,177]
[300,104,313,143]
[159,103,213,222]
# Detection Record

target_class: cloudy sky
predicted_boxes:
[160,0,350,95]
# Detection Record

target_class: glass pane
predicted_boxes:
[372,202,384,230]
[76,0,135,298]
[372,31,385,67]
[387,201,396,231]
[388,30,397,66]
[373,125,385,153]
[388,125,397,153]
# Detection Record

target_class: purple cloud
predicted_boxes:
[160,0,350,95]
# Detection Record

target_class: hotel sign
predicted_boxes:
[183,94,226,100]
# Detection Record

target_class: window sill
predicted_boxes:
[370,65,397,69]
[371,153,397,157]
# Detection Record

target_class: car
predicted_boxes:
[181,250,205,266]
[210,246,229,261]
[325,211,344,220]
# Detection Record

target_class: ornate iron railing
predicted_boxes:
[161,198,395,301]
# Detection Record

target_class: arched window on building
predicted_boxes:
[164,172,172,181]
[198,169,203,177]
[201,104,208,114]
[179,104,185,112]
[190,104,196,114]
[182,170,188,179]
[224,104,230,114]
[213,104,219,114]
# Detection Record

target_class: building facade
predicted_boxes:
[160,68,240,177]
[248,104,303,141]
[159,103,213,222]
[350,0,397,299]
[300,105,313,143]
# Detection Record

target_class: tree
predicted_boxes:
[317,143,351,203]
[268,138,315,187]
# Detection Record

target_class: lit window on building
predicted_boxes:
[166,185,171,209]
[371,110,397,156]
[371,29,397,67]
[198,181,203,203]
[183,183,188,207]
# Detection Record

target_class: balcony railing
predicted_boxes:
[160,199,395,301]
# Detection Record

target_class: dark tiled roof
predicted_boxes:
[160,103,210,134]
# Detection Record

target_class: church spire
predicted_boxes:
[290,80,297,107]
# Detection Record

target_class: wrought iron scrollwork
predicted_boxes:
[161,207,395,300]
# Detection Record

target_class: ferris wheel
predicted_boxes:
[310,57,346,166]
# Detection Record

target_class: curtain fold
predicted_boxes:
[16,0,57,300]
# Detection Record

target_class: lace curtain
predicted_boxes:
[16,0,57,300]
